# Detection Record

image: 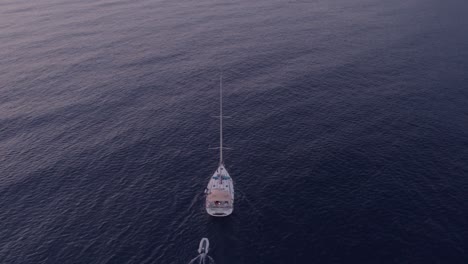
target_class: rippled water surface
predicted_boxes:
[1,0,468,263]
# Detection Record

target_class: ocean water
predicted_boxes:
[1,0,468,263]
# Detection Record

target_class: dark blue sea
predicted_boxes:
[1,0,468,263]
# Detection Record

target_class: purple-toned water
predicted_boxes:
[1,0,468,263]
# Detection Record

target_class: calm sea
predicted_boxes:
[1,0,468,263]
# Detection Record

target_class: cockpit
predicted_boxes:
[206,189,232,208]
[213,201,230,206]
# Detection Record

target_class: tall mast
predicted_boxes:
[219,74,223,165]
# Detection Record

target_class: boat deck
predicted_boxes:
[205,164,234,216]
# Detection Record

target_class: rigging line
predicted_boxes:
[219,73,223,165]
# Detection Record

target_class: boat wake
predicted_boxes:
[188,254,215,264]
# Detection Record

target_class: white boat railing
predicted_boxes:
[206,202,233,209]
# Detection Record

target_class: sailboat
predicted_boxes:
[205,75,234,217]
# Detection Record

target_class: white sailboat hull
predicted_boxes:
[205,164,234,217]
[204,75,234,217]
